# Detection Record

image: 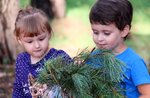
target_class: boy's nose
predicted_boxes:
[98,35,104,41]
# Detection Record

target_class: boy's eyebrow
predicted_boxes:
[102,29,111,31]
[92,28,98,31]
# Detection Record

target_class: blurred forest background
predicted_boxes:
[0,0,150,97]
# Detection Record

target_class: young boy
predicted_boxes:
[89,0,150,97]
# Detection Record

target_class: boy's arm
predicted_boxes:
[131,59,150,97]
[138,84,150,97]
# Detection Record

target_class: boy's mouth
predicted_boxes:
[97,44,107,49]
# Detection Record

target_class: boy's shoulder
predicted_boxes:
[117,48,144,62]
[124,48,141,58]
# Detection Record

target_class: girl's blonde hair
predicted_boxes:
[14,7,52,38]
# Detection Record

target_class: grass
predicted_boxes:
[19,0,30,8]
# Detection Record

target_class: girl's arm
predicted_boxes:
[12,53,31,98]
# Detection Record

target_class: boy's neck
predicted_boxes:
[113,44,127,56]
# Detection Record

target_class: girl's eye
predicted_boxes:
[39,37,45,41]
[26,41,33,43]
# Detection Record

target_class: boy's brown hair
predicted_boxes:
[89,0,133,39]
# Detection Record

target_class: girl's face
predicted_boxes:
[91,23,129,55]
[18,32,50,61]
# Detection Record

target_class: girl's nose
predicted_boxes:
[34,41,40,48]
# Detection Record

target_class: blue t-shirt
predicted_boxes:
[12,48,72,98]
[86,48,150,98]
[116,48,150,98]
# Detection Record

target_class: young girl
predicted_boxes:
[12,7,72,98]
[88,0,150,98]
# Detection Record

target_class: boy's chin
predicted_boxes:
[97,46,107,50]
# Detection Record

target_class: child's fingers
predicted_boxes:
[74,60,83,65]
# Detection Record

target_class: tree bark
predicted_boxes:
[0,0,21,64]
[30,0,66,19]
[31,0,54,20]
[51,0,66,18]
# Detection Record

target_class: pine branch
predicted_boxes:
[37,48,127,98]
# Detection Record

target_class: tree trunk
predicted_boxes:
[31,0,54,20]
[30,0,66,19]
[52,0,66,18]
[0,0,21,64]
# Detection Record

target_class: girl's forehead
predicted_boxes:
[19,31,49,38]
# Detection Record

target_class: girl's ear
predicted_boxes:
[121,25,130,38]
[48,32,51,39]
[17,38,22,45]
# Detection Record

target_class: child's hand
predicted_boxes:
[73,57,84,66]
[74,59,83,65]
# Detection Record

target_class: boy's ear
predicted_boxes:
[121,25,130,38]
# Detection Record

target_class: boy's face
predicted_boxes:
[91,23,129,54]
[18,32,50,60]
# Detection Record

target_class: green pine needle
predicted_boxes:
[37,48,127,98]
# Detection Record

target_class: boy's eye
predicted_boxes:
[104,32,110,35]
[93,31,99,35]
[103,31,111,36]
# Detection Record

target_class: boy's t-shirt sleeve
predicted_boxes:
[131,58,150,86]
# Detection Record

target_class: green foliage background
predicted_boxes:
[20,0,150,69]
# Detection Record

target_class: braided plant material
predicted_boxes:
[37,48,127,98]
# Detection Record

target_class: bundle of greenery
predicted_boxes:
[37,48,127,98]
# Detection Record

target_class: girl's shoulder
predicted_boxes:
[48,48,72,60]
[15,52,30,68]
[50,48,66,53]
[16,52,30,60]
[49,48,69,56]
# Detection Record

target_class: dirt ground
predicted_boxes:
[0,65,14,98]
